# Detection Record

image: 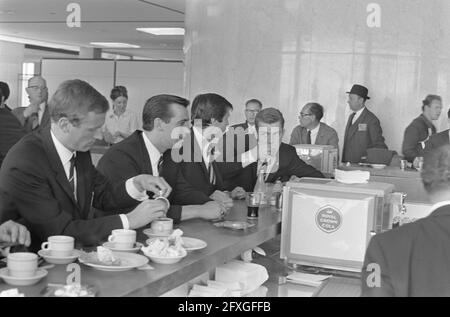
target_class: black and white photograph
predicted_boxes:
[0,0,449,300]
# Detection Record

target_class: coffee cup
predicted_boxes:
[108,229,136,249]
[7,252,38,278]
[155,196,170,213]
[41,236,75,257]
[151,218,173,235]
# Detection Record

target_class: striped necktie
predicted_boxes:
[306,130,312,144]
[68,154,77,201]
[157,155,164,176]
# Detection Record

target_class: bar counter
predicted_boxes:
[0,201,282,297]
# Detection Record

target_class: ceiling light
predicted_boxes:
[136,28,185,36]
[90,42,140,48]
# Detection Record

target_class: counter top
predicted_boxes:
[339,165,421,179]
[0,201,281,297]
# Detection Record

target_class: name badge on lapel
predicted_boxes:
[358,124,367,132]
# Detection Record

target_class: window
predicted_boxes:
[20,62,35,107]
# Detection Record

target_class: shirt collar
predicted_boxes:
[50,130,74,165]
[354,107,365,116]
[309,123,320,133]
[429,201,450,214]
[142,132,162,164]
[39,102,46,112]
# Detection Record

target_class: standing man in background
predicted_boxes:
[402,95,442,163]
[12,76,51,132]
[342,84,387,163]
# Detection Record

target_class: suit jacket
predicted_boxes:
[172,129,226,196]
[97,131,212,223]
[0,108,26,168]
[361,204,450,297]
[12,103,50,133]
[402,115,436,162]
[238,143,325,192]
[342,108,387,163]
[289,122,339,150]
[0,128,138,250]
[424,130,449,154]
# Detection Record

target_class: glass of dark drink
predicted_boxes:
[246,193,260,219]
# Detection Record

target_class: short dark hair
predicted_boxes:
[305,102,324,122]
[191,93,233,128]
[0,86,3,102]
[110,86,128,101]
[245,99,263,108]
[0,82,10,102]
[422,145,450,194]
[422,95,442,112]
[255,108,285,129]
[49,79,109,126]
[447,108,450,119]
[142,94,189,131]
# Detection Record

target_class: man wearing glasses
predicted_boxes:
[12,76,51,132]
[290,102,339,151]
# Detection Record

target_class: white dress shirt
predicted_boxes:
[247,124,257,137]
[193,126,219,167]
[351,107,366,125]
[308,124,320,145]
[38,102,46,125]
[103,110,140,143]
[142,132,162,177]
[50,130,149,229]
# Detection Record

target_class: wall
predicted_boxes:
[184,0,450,154]
[0,40,24,108]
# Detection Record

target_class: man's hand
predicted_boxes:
[230,187,247,200]
[126,200,167,229]
[197,201,228,221]
[209,190,234,209]
[133,175,172,198]
[0,221,31,247]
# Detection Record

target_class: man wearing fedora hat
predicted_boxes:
[342,84,387,163]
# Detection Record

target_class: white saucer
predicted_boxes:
[38,249,81,265]
[371,164,387,170]
[143,228,173,238]
[102,242,143,253]
[146,237,207,252]
[0,268,48,286]
[78,252,148,272]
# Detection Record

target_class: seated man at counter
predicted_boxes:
[290,102,339,150]
[362,145,450,297]
[402,94,442,163]
[342,84,387,163]
[97,94,227,223]
[424,108,450,154]
[173,93,245,204]
[0,80,170,251]
[237,108,324,192]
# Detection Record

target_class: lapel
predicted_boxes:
[41,103,50,128]
[315,123,325,145]
[347,108,368,141]
[191,128,210,183]
[40,129,80,214]
[137,131,153,175]
[300,127,308,144]
[445,131,450,144]
[75,154,88,217]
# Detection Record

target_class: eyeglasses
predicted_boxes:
[299,112,313,118]
[27,86,47,91]
[245,109,260,114]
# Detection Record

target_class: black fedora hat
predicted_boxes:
[347,84,370,100]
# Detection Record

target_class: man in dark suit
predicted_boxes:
[402,95,442,162]
[0,89,26,168]
[97,94,226,223]
[231,98,262,151]
[0,80,171,250]
[342,84,387,163]
[0,81,12,111]
[361,145,450,297]
[290,102,339,150]
[424,109,450,154]
[236,108,324,192]
[174,93,246,207]
[12,76,51,132]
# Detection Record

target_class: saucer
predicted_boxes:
[102,242,143,253]
[371,164,387,170]
[0,268,48,286]
[145,237,207,252]
[38,249,81,265]
[143,228,173,238]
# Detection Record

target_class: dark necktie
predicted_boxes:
[69,154,77,200]
[207,145,216,185]
[306,130,312,145]
[157,155,164,176]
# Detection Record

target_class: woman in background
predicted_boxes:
[103,86,140,144]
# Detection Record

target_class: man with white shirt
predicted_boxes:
[238,108,324,192]
[342,84,387,163]
[12,76,51,132]
[0,80,170,251]
[362,145,450,296]
[98,94,228,222]
[231,99,262,149]
[290,102,339,150]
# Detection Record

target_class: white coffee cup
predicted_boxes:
[7,252,38,278]
[108,229,136,249]
[151,218,173,235]
[41,236,75,257]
